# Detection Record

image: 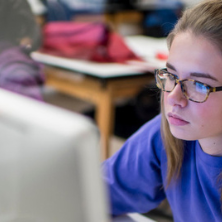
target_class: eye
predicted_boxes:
[169,74,176,81]
[194,81,208,93]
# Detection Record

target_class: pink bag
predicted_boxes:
[41,22,141,63]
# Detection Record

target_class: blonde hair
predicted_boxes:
[162,0,222,186]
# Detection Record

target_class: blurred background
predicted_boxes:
[28,0,202,151]
[3,0,204,221]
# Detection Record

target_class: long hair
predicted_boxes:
[0,0,41,51]
[162,0,222,190]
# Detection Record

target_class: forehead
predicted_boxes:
[167,31,222,78]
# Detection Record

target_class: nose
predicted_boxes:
[166,83,188,107]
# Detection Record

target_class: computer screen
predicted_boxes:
[0,89,109,222]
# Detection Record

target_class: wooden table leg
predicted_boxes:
[96,90,114,160]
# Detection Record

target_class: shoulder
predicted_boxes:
[0,42,37,66]
[0,44,44,82]
[127,114,163,150]
[0,45,32,63]
[110,114,164,166]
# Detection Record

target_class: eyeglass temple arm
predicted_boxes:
[211,86,222,92]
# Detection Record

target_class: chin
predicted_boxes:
[169,126,197,141]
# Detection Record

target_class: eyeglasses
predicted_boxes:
[155,68,222,103]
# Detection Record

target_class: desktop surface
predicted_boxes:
[31,36,167,79]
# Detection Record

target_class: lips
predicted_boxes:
[167,113,189,126]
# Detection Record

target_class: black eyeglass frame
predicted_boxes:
[154,68,222,103]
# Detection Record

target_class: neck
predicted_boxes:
[199,138,222,156]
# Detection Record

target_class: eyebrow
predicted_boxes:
[166,62,218,81]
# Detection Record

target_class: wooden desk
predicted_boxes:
[42,65,153,160]
[32,36,167,160]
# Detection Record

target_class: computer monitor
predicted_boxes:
[0,89,109,222]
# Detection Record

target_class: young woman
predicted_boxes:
[102,0,222,221]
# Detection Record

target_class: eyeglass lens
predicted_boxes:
[156,71,208,102]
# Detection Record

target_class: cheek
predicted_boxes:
[194,105,208,128]
[194,99,222,128]
[163,92,168,106]
[163,92,170,112]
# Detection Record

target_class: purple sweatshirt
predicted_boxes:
[103,114,222,221]
[0,42,45,101]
